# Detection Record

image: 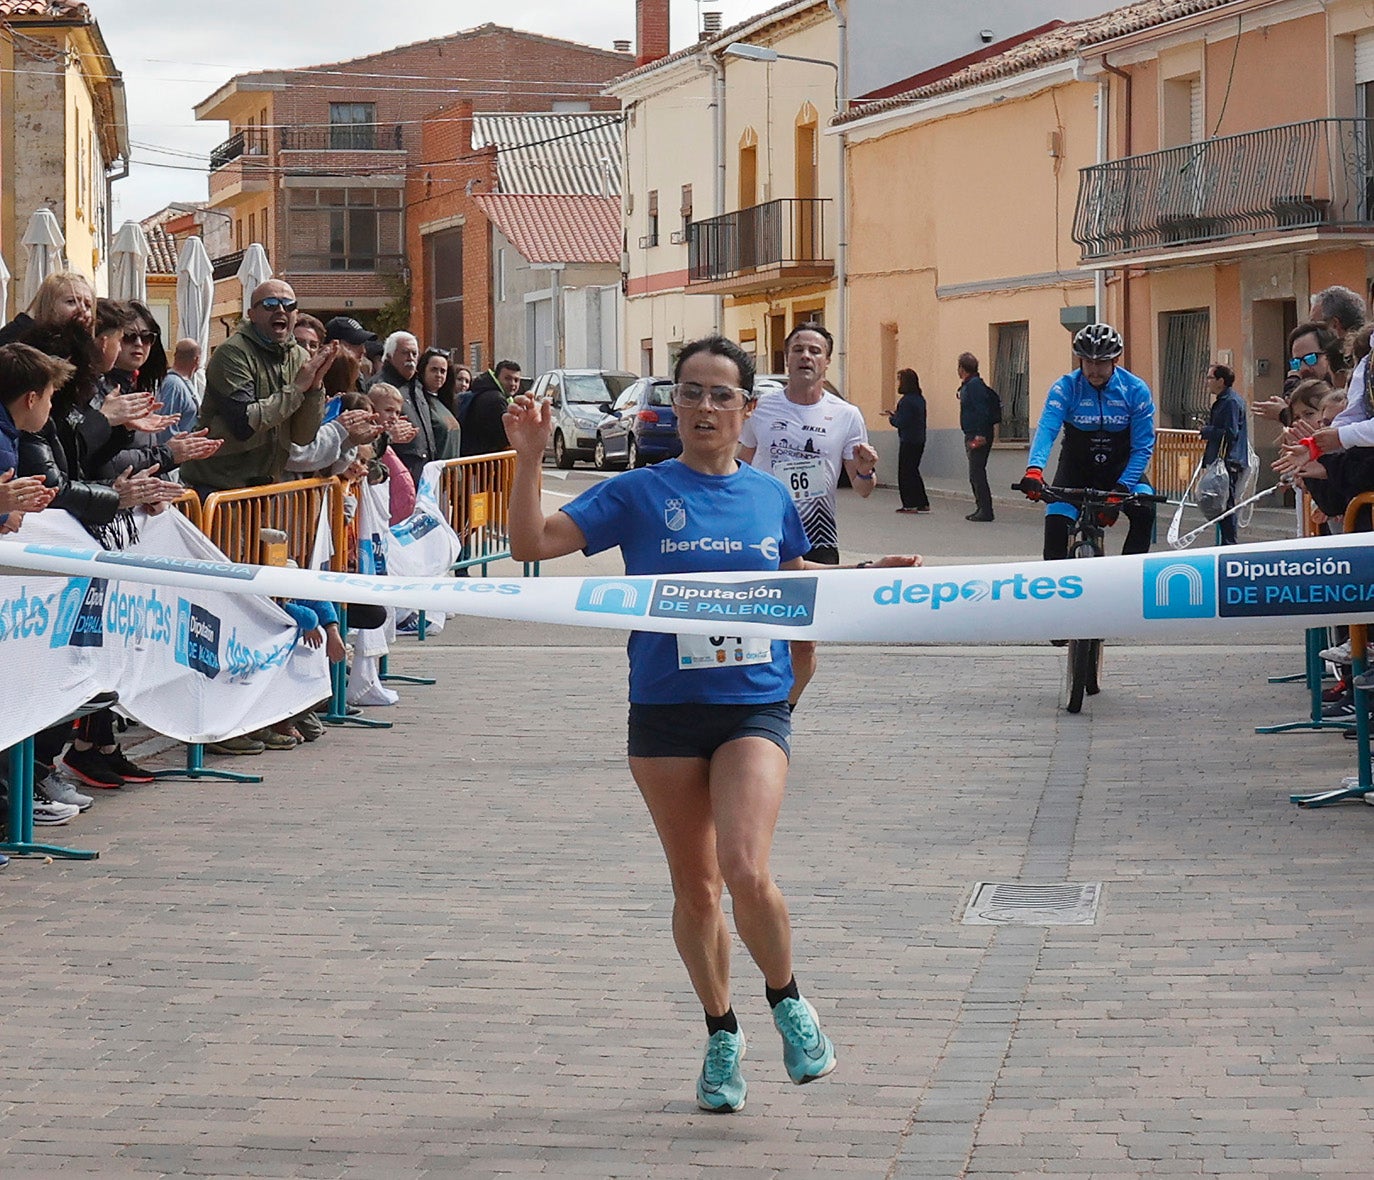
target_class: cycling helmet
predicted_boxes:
[1072,323,1124,361]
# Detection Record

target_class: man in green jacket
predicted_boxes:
[181,280,338,495]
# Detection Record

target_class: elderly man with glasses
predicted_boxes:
[181,280,339,496]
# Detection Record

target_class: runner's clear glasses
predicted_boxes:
[670,383,751,410]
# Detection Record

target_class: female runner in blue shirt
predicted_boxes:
[506,335,918,1114]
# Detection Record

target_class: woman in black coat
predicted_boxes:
[883,368,930,512]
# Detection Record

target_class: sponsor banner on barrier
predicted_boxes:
[0,510,330,752]
[3,526,1374,647]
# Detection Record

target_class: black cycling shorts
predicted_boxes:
[627,701,792,760]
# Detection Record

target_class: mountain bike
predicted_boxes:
[1020,483,1169,713]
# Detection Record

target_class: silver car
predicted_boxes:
[533,368,639,469]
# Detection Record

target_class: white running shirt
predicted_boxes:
[739,389,868,552]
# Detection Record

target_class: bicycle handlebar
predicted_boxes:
[1010,483,1169,506]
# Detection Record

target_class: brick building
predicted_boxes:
[193,23,630,340]
[406,103,622,369]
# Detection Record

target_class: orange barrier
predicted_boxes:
[1148,428,1207,502]
[200,476,345,571]
[430,452,517,572]
[170,487,202,530]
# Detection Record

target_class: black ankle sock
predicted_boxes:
[766,977,799,1008]
[705,1008,738,1036]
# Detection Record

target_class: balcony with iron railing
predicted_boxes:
[278,125,405,152]
[687,198,834,294]
[209,129,273,171]
[210,249,246,282]
[1073,118,1374,262]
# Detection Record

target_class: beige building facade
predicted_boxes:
[611,1,842,382]
[0,0,128,300]
[840,42,1098,481]
[840,0,1374,486]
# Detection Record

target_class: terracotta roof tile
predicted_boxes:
[140,205,195,275]
[473,193,620,265]
[837,0,1239,125]
[0,1,89,17]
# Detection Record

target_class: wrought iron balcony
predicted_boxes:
[209,129,272,171]
[1073,118,1374,261]
[209,132,245,171]
[278,125,404,152]
[211,249,246,281]
[687,198,833,292]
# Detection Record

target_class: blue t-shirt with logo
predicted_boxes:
[562,459,811,704]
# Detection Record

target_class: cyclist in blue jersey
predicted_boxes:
[506,336,919,1115]
[1018,323,1157,559]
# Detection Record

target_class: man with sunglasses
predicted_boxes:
[181,280,339,495]
[738,322,877,707]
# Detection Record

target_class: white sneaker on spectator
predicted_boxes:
[35,772,93,812]
[1318,641,1374,665]
[33,798,80,825]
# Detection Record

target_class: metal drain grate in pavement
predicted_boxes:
[962,881,1101,925]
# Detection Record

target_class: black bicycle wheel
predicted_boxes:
[1063,638,1091,713]
[1085,639,1104,696]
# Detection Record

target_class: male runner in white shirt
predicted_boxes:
[739,322,879,706]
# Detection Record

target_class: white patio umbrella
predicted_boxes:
[175,236,214,400]
[235,242,272,315]
[109,220,150,303]
[20,207,65,308]
[0,253,10,325]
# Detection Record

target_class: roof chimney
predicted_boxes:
[613,39,632,53]
[701,11,723,38]
[636,0,670,67]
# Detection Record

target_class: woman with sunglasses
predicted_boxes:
[506,335,917,1114]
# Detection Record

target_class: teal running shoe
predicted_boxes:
[772,996,836,1084]
[696,1028,747,1112]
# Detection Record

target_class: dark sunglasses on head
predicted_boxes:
[122,330,157,345]
[254,296,298,312]
[1288,352,1322,372]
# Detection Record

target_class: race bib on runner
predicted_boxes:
[775,456,827,502]
[676,634,772,670]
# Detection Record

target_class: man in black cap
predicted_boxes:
[321,316,377,393]
[325,316,375,360]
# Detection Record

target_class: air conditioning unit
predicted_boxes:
[669,230,686,244]
[638,235,651,249]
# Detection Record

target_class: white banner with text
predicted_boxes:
[0,510,331,751]
[3,526,1372,656]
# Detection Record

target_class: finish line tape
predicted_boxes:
[2,532,1372,645]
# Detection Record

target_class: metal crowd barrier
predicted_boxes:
[1148,428,1207,503]
[1291,492,1374,808]
[171,487,202,530]
[201,476,343,570]
[432,451,518,573]
[1257,490,1351,736]
[414,451,537,641]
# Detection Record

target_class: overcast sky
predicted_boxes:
[100,0,767,224]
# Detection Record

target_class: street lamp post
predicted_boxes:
[721,40,848,388]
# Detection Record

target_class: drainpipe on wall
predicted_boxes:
[702,50,727,336]
[1101,56,1132,335]
[827,0,848,387]
[1092,73,1108,321]
[552,264,565,367]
